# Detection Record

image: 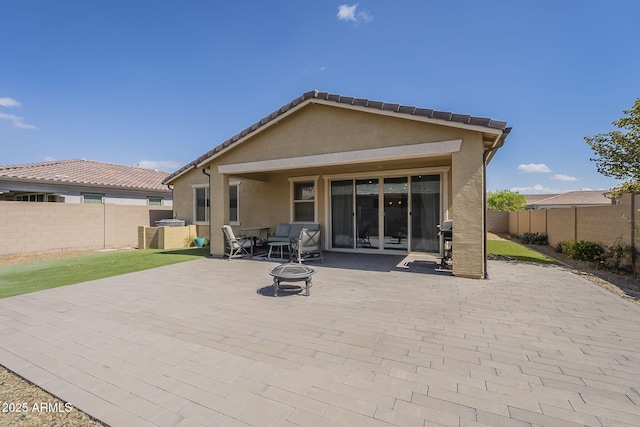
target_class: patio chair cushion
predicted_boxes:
[268,223,319,243]
[275,224,290,238]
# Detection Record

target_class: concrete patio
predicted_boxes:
[1,253,640,426]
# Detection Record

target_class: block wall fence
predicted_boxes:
[0,201,172,256]
[487,194,639,265]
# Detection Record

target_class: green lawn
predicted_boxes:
[0,247,209,299]
[487,240,558,264]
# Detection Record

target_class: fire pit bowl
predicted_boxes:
[268,263,316,297]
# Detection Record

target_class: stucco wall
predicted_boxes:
[0,201,172,256]
[451,132,485,278]
[219,104,467,165]
[138,225,198,249]
[170,168,208,224]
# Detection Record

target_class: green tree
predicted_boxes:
[487,190,526,211]
[585,98,640,183]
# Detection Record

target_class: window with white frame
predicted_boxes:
[291,178,317,222]
[82,194,104,204]
[193,185,209,223]
[148,197,163,206]
[14,193,59,202]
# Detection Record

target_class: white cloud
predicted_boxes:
[319,66,328,72]
[0,112,37,129]
[552,174,578,182]
[0,97,21,108]
[510,184,558,194]
[0,97,36,129]
[337,3,373,23]
[136,160,181,172]
[358,9,374,23]
[517,163,551,173]
[337,4,358,21]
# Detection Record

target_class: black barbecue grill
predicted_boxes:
[436,220,452,272]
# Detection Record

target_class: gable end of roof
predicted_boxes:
[163,90,509,184]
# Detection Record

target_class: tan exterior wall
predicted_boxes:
[451,132,485,278]
[0,201,171,256]
[170,168,208,224]
[138,225,198,249]
[219,104,467,165]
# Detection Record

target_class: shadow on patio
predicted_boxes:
[246,250,449,275]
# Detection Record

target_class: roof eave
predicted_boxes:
[0,177,171,194]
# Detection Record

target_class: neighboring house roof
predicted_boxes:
[164,90,511,184]
[0,159,171,192]
[524,194,559,205]
[527,190,611,207]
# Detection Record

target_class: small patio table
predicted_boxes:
[267,241,289,259]
[269,263,315,297]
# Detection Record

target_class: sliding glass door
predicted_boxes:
[383,177,408,251]
[411,175,440,251]
[331,180,353,248]
[356,179,379,249]
[330,174,441,253]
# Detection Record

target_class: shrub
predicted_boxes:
[602,238,636,274]
[556,240,574,254]
[570,241,604,262]
[556,240,604,263]
[521,232,548,245]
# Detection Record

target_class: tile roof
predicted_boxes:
[164,90,511,184]
[529,190,611,206]
[524,194,559,204]
[0,159,171,192]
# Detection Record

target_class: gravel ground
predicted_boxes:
[0,366,106,427]
[1,242,638,426]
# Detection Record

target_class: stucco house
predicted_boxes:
[163,90,510,278]
[0,158,172,206]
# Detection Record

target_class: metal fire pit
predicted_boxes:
[269,263,316,297]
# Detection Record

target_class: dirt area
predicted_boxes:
[0,248,125,267]
[488,233,640,307]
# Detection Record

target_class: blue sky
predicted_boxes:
[1,0,639,193]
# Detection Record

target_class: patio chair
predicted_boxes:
[290,228,323,264]
[357,223,372,248]
[221,225,253,260]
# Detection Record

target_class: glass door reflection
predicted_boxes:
[331,180,354,248]
[356,179,379,249]
[383,177,408,251]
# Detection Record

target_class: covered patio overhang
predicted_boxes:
[214,139,462,182]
